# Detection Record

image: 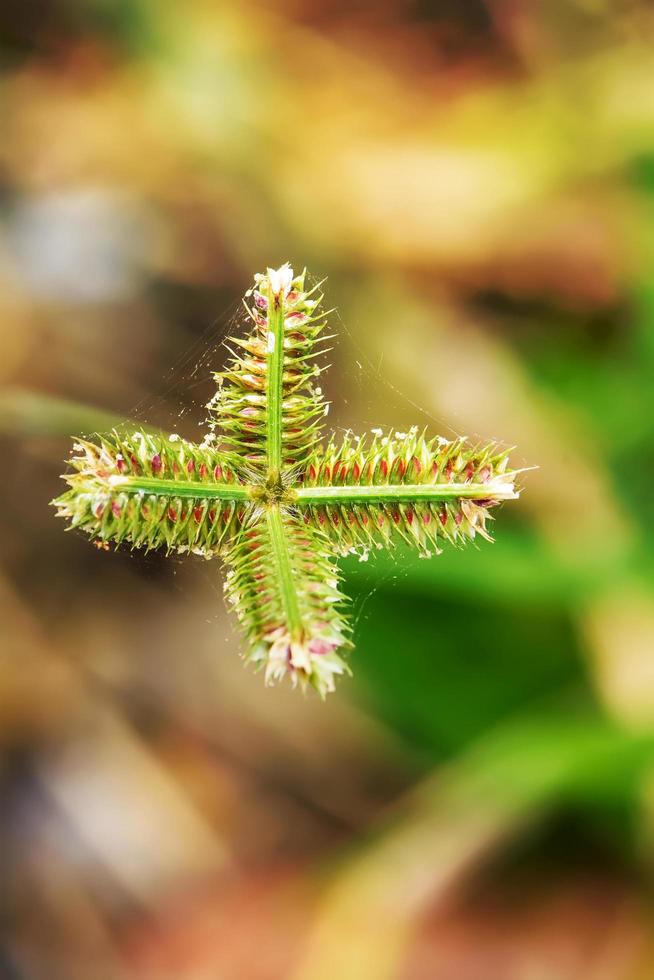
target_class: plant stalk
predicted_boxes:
[265,284,286,482]
[108,475,252,501]
[266,505,303,640]
[294,482,517,505]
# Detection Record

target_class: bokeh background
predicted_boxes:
[2,2,654,977]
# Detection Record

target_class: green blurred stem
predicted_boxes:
[110,476,252,501]
[266,285,285,482]
[266,505,303,640]
[294,719,654,980]
[0,386,159,439]
[294,483,517,504]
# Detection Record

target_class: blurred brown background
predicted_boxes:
[3,1,654,978]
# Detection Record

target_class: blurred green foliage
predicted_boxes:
[3,1,654,977]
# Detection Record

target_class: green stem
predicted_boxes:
[266,285,285,482]
[109,475,252,501]
[294,482,517,505]
[266,505,303,640]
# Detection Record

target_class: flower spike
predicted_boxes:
[52,264,524,695]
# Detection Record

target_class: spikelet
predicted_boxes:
[53,430,244,555]
[300,428,518,556]
[206,264,331,472]
[223,513,351,697]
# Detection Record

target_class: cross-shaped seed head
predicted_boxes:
[53,264,521,697]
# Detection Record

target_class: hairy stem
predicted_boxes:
[294,482,517,505]
[109,475,252,501]
[265,284,286,481]
[266,505,303,639]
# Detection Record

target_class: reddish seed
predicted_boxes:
[111,502,122,518]
[479,466,491,483]
[168,507,177,522]
[187,459,195,474]
[439,509,447,526]
[193,507,203,522]
[455,511,463,525]
[406,509,414,525]
[94,503,105,519]
[392,510,400,524]
[199,463,207,479]
[465,463,474,481]
[380,459,388,478]
[214,465,222,481]
[309,464,317,481]
[172,461,179,474]
[319,512,325,525]
[397,459,406,478]
[413,457,422,476]
[333,513,340,525]
[423,511,431,525]
[323,465,331,481]
[353,462,361,480]
[209,509,216,522]
[152,454,162,473]
[116,457,126,473]
[378,514,385,527]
